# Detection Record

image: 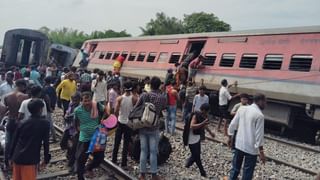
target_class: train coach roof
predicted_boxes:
[86,25,320,43]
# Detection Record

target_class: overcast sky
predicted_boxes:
[0,0,319,45]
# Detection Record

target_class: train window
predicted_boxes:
[263,55,283,70]
[104,51,113,60]
[147,52,157,62]
[240,54,258,68]
[289,55,312,72]
[220,54,236,67]
[99,52,105,59]
[158,52,169,63]
[169,53,181,64]
[128,52,137,61]
[112,51,120,60]
[203,53,217,66]
[94,51,100,59]
[137,52,146,62]
[121,51,128,60]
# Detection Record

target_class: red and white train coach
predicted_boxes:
[74,26,320,137]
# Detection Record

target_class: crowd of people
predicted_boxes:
[0,62,267,180]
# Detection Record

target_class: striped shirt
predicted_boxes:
[74,104,102,142]
[80,73,92,83]
[186,85,198,103]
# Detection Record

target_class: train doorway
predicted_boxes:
[16,39,37,65]
[1,29,49,67]
[50,49,68,66]
[182,40,206,63]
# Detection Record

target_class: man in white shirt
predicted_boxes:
[18,85,47,121]
[192,85,209,113]
[227,93,266,180]
[218,79,239,136]
[0,71,15,102]
[91,70,108,105]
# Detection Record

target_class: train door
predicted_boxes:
[50,49,68,67]
[88,43,97,58]
[182,40,206,63]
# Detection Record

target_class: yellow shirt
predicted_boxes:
[56,79,77,101]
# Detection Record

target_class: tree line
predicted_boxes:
[39,12,231,49]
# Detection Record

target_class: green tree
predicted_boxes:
[183,12,231,33]
[140,12,184,35]
[38,27,131,49]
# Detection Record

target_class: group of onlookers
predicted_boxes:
[0,62,267,180]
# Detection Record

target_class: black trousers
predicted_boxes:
[67,133,79,167]
[61,99,70,116]
[186,141,206,176]
[112,122,132,166]
[75,141,105,180]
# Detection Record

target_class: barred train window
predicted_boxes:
[121,51,128,59]
[263,54,283,70]
[220,54,236,67]
[169,53,181,64]
[104,51,113,60]
[112,51,120,60]
[99,52,105,59]
[128,52,137,61]
[147,52,157,62]
[203,53,217,66]
[240,54,258,68]
[137,52,146,61]
[289,55,312,72]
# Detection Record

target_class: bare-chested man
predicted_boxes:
[3,79,28,169]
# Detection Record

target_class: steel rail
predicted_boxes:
[53,124,136,180]
[175,125,318,176]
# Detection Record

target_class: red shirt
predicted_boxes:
[189,58,201,69]
[166,85,177,105]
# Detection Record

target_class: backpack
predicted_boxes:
[127,94,159,130]
[129,133,172,165]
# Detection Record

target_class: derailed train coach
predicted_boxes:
[75,26,320,142]
[0,29,49,66]
[0,28,77,68]
[49,43,78,67]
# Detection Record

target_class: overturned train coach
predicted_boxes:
[0,29,77,67]
[75,26,320,141]
[0,29,49,66]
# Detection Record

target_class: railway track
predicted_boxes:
[0,124,136,180]
[176,111,320,153]
[52,124,135,180]
[264,134,320,154]
[175,122,319,177]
